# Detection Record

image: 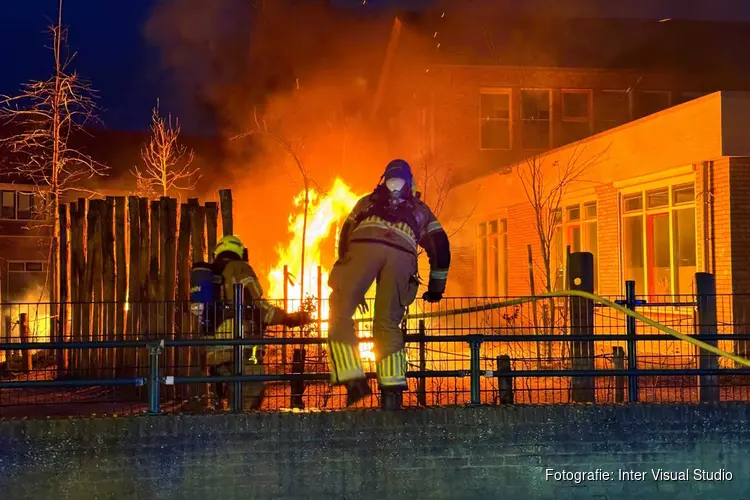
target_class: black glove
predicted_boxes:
[284,311,313,328]
[422,291,443,303]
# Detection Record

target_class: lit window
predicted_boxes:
[1,191,15,219]
[635,91,671,118]
[480,90,511,150]
[561,90,592,145]
[477,219,508,296]
[552,202,598,291]
[17,192,35,220]
[520,89,551,149]
[621,182,696,296]
[599,90,630,131]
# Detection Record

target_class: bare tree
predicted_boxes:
[0,0,106,306]
[132,100,199,198]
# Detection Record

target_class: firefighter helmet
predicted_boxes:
[214,235,244,260]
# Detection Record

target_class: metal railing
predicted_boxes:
[2,279,750,417]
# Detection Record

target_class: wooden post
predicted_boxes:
[219,189,233,236]
[290,348,306,409]
[157,197,169,396]
[138,197,149,375]
[81,200,98,375]
[163,197,178,398]
[569,252,595,403]
[417,319,427,406]
[496,354,514,404]
[612,346,625,403]
[205,201,218,260]
[125,197,141,377]
[149,199,161,337]
[70,200,86,375]
[90,200,104,375]
[696,272,719,403]
[114,197,126,374]
[102,197,116,377]
[19,313,31,372]
[176,202,191,398]
[57,203,69,375]
[283,265,289,366]
[188,199,208,401]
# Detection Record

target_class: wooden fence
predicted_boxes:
[58,189,234,400]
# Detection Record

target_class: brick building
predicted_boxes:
[441,91,750,299]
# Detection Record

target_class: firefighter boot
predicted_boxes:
[380,387,403,411]
[346,378,373,407]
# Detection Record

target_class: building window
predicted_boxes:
[635,91,671,118]
[552,202,598,291]
[561,90,592,145]
[477,219,508,296]
[599,90,631,131]
[520,89,551,149]
[1,190,16,219]
[621,182,696,296]
[17,192,36,220]
[480,89,511,150]
[677,91,708,104]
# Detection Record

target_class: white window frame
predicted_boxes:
[552,199,599,291]
[619,175,697,297]
[476,218,509,296]
[479,88,513,151]
[561,89,593,144]
[520,88,552,150]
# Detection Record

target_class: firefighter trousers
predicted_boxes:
[210,347,265,411]
[327,241,419,388]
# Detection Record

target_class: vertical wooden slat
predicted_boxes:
[68,201,79,374]
[125,197,140,377]
[149,199,161,336]
[57,203,69,375]
[219,189,233,236]
[81,200,98,375]
[138,198,149,375]
[114,196,126,374]
[102,197,116,377]
[176,203,191,399]
[205,201,218,260]
[188,199,208,402]
[163,197,178,398]
[90,200,104,375]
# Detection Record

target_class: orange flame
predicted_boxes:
[267,178,375,361]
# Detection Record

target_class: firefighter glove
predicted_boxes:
[422,291,443,303]
[284,311,313,328]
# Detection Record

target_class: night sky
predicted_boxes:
[3,0,749,134]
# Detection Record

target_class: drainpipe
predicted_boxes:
[701,161,715,275]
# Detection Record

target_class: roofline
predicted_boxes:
[428,63,692,74]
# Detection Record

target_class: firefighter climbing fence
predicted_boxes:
[3,272,750,418]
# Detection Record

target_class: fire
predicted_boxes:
[267,178,376,361]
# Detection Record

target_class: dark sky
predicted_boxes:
[2,0,749,134]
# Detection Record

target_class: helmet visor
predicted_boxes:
[385,177,407,193]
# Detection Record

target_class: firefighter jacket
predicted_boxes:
[207,258,287,365]
[338,194,451,295]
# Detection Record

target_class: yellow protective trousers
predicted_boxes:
[327,242,418,388]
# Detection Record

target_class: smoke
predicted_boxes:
[143,0,413,278]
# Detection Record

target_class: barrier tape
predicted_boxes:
[352,290,750,368]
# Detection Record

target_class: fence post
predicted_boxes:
[468,337,482,405]
[417,319,427,406]
[612,346,625,403]
[696,272,719,403]
[625,280,638,402]
[290,348,306,409]
[19,313,31,372]
[569,252,595,403]
[148,340,163,414]
[232,283,244,412]
[496,354,513,404]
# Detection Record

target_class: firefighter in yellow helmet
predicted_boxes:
[206,235,312,410]
[327,159,451,410]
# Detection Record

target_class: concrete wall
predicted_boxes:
[1,405,749,500]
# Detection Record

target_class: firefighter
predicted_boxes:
[206,235,312,410]
[327,159,451,409]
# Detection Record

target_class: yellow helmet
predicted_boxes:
[214,235,244,260]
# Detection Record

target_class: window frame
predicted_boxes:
[476,217,509,296]
[561,89,593,144]
[519,88,552,150]
[619,176,697,297]
[636,90,672,118]
[479,88,513,151]
[1,190,17,220]
[599,89,632,130]
[552,199,599,291]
